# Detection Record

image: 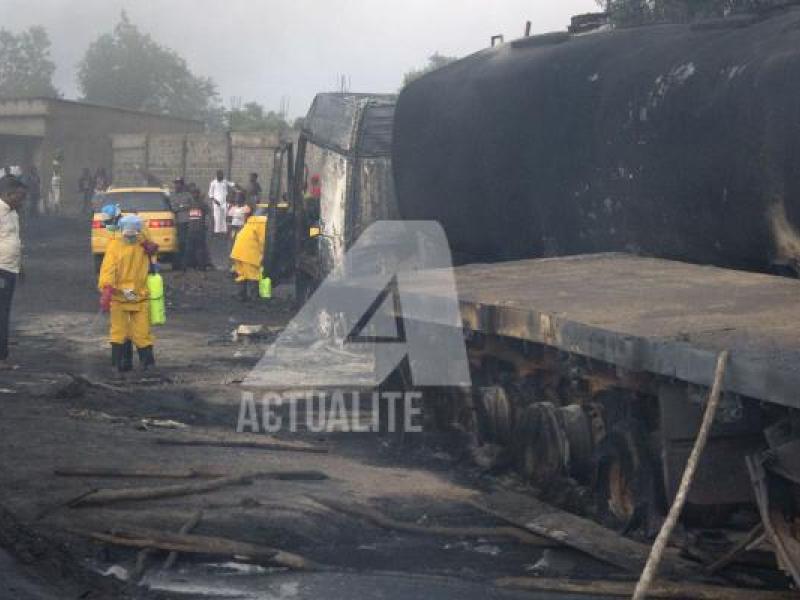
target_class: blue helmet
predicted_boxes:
[119,214,142,235]
[100,203,121,220]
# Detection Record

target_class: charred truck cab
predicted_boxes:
[290,93,398,301]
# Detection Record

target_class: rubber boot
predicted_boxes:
[120,340,134,372]
[110,343,124,376]
[137,346,156,370]
[237,281,248,302]
[110,343,120,367]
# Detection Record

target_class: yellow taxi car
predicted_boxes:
[91,187,178,271]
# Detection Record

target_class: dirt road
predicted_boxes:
[0,217,616,599]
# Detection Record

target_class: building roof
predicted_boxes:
[0,96,203,125]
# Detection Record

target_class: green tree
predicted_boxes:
[77,12,220,126]
[402,52,458,88]
[0,26,58,98]
[226,101,290,133]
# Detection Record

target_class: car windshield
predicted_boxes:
[93,191,170,212]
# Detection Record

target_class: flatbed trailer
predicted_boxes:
[406,253,800,411]
[390,252,800,582]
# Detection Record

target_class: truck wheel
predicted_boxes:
[594,419,657,533]
[476,385,514,445]
[513,402,568,488]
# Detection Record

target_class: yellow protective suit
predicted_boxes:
[98,234,153,348]
[230,217,266,282]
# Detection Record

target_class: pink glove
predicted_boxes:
[141,240,159,256]
[100,285,113,313]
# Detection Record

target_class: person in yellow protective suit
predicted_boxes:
[229,211,266,301]
[99,203,156,370]
[98,214,159,372]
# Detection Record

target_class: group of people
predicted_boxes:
[178,170,267,302]
[165,170,263,271]
[170,178,213,271]
[0,165,295,372]
[78,167,110,213]
[90,168,267,374]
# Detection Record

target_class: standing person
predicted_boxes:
[94,167,109,192]
[0,177,27,369]
[48,159,62,215]
[98,215,159,373]
[186,185,210,270]
[228,191,249,246]
[208,170,234,236]
[246,172,262,211]
[230,209,266,301]
[304,173,322,227]
[170,177,192,271]
[78,168,93,213]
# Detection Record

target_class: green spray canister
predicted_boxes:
[147,272,166,325]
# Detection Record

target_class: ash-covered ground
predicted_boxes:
[0,217,609,599]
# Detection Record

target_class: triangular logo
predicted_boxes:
[346,275,406,344]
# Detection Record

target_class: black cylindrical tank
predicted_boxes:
[392,11,800,270]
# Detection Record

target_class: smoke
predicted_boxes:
[0,0,597,117]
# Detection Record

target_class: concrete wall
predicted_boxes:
[43,100,203,215]
[184,133,229,190]
[111,131,282,196]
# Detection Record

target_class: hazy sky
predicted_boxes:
[3,0,597,118]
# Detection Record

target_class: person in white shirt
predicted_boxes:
[208,169,235,236]
[227,192,250,241]
[48,159,62,215]
[0,176,27,369]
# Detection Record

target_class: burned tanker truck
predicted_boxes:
[386,7,800,586]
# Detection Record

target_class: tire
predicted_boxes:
[593,419,657,533]
[476,385,514,446]
[513,402,568,488]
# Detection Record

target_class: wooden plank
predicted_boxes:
[496,577,796,599]
[69,474,255,507]
[72,526,315,570]
[133,510,205,581]
[55,467,224,479]
[162,510,204,570]
[471,490,697,577]
[155,437,328,454]
[310,495,553,546]
[54,467,328,481]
